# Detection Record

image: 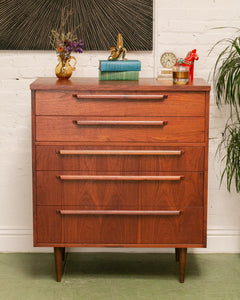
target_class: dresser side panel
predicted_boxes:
[31,90,38,246]
[203,91,210,247]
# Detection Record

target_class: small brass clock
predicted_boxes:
[160,52,177,68]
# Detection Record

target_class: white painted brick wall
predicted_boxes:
[0,0,240,252]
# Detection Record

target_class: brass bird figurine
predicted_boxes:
[108,33,127,61]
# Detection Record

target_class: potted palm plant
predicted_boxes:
[211,28,240,192]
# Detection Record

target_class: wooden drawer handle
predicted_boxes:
[73,120,168,126]
[57,150,183,156]
[57,175,184,181]
[58,210,182,216]
[72,94,168,101]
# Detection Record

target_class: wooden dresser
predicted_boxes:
[31,78,210,282]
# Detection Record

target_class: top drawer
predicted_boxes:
[35,91,206,117]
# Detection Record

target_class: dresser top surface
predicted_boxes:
[30,77,211,92]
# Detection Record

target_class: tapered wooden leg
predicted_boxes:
[179,248,187,283]
[175,248,180,262]
[61,247,66,261]
[54,247,63,282]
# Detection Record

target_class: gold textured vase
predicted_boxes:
[55,55,77,79]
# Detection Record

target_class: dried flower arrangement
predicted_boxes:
[49,8,84,60]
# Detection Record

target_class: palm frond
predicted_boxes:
[212,28,240,193]
[217,120,240,192]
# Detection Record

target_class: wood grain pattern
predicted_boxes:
[140,207,203,244]
[36,206,202,245]
[36,206,61,243]
[62,213,138,244]
[36,206,139,244]
[35,91,205,117]
[37,173,139,208]
[36,116,205,143]
[36,145,204,172]
[36,171,201,207]
[30,77,211,92]
[203,92,210,247]
[140,172,203,208]
[31,90,37,246]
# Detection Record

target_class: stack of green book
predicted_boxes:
[99,60,141,81]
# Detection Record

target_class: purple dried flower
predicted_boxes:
[75,48,83,53]
[55,36,83,56]
[71,41,77,48]
[77,41,84,48]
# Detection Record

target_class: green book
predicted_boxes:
[99,71,139,81]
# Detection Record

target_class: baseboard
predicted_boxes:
[204,227,240,253]
[0,227,239,253]
[0,227,51,253]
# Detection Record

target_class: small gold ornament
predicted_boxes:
[108,33,127,61]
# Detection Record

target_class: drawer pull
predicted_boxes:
[57,175,183,181]
[58,210,181,216]
[57,150,183,156]
[73,120,167,126]
[72,94,168,101]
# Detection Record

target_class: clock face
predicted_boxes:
[160,52,177,68]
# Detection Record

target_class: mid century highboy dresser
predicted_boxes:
[31,78,210,282]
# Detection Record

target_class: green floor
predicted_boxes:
[0,252,239,300]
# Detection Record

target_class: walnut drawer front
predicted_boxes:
[140,207,203,244]
[37,206,139,244]
[37,174,139,208]
[36,116,205,143]
[140,173,203,208]
[36,206,203,245]
[36,146,204,172]
[35,91,206,117]
[36,171,203,207]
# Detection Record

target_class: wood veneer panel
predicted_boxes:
[140,207,203,244]
[30,78,211,92]
[36,206,203,245]
[36,206,61,243]
[37,171,139,208]
[36,116,205,143]
[203,91,210,247]
[62,211,138,244]
[139,147,204,172]
[36,171,202,207]
[140,172,204,208]
[36,145,204,171]
[35,91,205,117]
[31,90,37,245]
